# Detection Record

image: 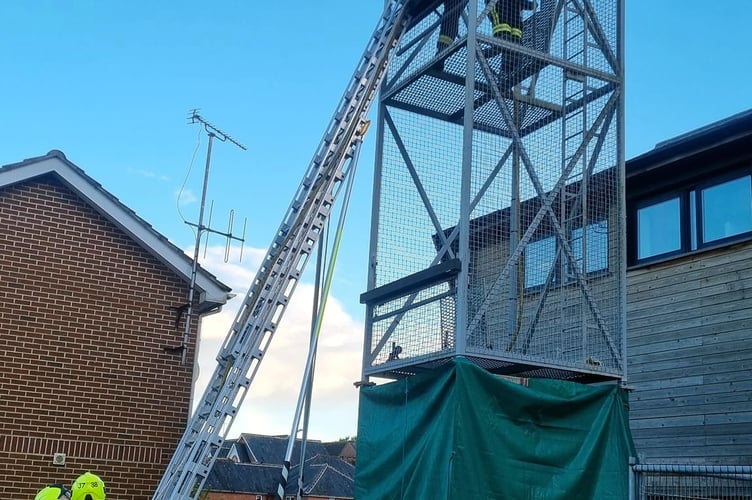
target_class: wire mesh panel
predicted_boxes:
[363,0,624,382]
[632,465,752,500]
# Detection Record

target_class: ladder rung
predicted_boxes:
[565,70,586,82]
[565,32,584,44]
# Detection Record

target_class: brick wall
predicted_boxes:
[0,175,202,498]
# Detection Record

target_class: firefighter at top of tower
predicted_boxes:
[34,484,72,500]
[70,472,106,500]
[435,0,537,74]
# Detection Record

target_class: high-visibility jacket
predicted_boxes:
[35,485,71,500]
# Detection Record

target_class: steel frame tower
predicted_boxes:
[361,0,625,384]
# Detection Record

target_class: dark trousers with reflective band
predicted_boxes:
[437,0,525,49]
[498,31,522,78]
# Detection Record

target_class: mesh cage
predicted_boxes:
[632,465,752,500]
[363,0,623,382]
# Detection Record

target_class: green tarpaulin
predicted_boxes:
[355,357,635,499]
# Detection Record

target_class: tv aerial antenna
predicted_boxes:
[177,109,247,364]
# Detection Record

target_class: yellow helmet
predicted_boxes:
[71,472,106,500]
[35,485,72,500]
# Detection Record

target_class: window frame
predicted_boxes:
[523,219,610,292]
[629,166,752,266]
[695,172,752,248]
[632,191,688,263]
[523,234,557,290]
[571,219,610,277]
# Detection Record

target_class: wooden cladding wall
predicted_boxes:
[627,240,752,464]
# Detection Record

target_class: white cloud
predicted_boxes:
[176,188,198,208]
[127,167,170,181]
[191,244,364,442]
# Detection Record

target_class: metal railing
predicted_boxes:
[630,464,752,500]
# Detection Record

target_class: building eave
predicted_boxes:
[627,109,752,179]
[0,150,232,311]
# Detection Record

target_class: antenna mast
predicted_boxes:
[179,109,247,364]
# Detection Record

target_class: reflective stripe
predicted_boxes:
[492,23,513,35]
[490,9,500,25]
[438,34,454,46]
[492,23,523,39]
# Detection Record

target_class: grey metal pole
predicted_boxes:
[361,100,387,385]
[628,456,636,500]
[457,0,478,355]
[181,132,215,365]
[508,98,521,345]
[617,0,628,385]
[278,134,366,500]
[297,234,326,500]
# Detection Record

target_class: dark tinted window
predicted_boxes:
[701,175,752,243]
[637,197,681,260]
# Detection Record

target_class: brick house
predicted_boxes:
[202,434,355,499]
[0,150,232,498]
[323,440,356,466]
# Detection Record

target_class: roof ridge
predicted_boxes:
[654,108,752,150]
[236,435,258,463]
[303,464,328,494]
[0,151,232,308]
[303,461,354,495]
[325,461,356,481]
[232,462,281,469]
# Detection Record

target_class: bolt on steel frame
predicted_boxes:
[361,0,625,384]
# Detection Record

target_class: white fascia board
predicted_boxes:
[0,156,231,308]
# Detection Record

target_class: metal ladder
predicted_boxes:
[152,2,411,498]
[560,0,593,359]
[561,0,589,239]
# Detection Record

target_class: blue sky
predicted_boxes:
[2,2,752,441]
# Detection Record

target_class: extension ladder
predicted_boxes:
[152,1,411,498]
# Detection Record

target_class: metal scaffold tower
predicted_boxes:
[151,1,624,497]
[361,0,625,384]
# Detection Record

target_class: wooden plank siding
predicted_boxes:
[627,240,752,464]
